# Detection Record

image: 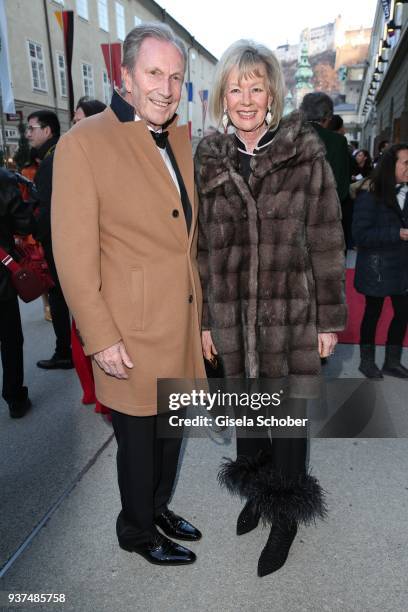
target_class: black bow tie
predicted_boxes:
[151,130,169,149]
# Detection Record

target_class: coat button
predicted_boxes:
[172,209,179,218]
[188,294,193,303]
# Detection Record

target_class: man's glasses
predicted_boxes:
[25,125,43,133]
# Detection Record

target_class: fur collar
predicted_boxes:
[196,110,326,192]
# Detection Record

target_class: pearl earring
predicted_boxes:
[266,108,272,124]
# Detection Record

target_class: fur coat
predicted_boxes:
[195,111,347,387]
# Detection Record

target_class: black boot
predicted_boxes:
[382,345,408,378]
[359,344,383,379]
[258,519,297,576]
[219,454,327,527]
[236,500,260,536]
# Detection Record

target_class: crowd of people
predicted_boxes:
[0,22,407,578]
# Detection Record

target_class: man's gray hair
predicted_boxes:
[122,22,187,72]
[300,92,334,123]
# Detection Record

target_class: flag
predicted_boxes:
[185,82,193,102]
[381,0,390,19]
[199,89,209,131]
[0,0,15,114]
[101,43,122,91]
[185,82,193,140]
[55,10,75,120]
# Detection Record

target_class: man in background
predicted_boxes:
[27,110,73,370]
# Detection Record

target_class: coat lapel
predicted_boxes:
[115,118,189,247]
[168,124,196,245]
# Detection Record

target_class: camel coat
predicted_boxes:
[51,106,205,416]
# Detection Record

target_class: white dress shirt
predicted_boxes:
[396,184,408,210]
[134,114,180,195]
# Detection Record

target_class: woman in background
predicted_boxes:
[353,149,373,181]
[353,144,408,379]
[70,99,109,416]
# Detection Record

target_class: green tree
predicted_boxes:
[0,148,4,167]
[13,122,30,169]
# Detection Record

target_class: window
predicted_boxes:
[82,62,94,97]
[115,2,125,41]
[56,52,67,97]
[76,0,88,20]
[134,15,142,27]
[27,41,48,92]
[5,128,18,140]
[102,70,111,105]
[98,0,109,32]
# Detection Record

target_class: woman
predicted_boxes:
[195,40,347,577]
[17,149,52,322]
[70,98,109,416]
[73,98,106,124]
[353,144,408,379]
[353,149,373,181]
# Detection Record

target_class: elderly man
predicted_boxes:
[52,23,205,566]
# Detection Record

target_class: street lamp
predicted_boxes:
[387,20,402,34]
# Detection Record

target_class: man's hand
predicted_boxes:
[400,228,408,241]
[202,330,218,363]
[318,332,338,358]
[93,340,134,379]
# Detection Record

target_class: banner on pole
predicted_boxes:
[101,43,122,91]
[55,10,75,119]
[185,82,193,102]
[0,0,15,114]
[199,89,209,130]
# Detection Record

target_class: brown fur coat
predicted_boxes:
[195,111,347,382]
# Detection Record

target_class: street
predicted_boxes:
[0,296,407,612]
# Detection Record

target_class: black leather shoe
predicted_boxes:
[8,396,32,419]
[155,509,202,541]
[237,500,260,536]
[37,353,74,370]
[119,532,196,565]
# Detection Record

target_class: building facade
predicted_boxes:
[1,0,217,157]
[359,0,408,154]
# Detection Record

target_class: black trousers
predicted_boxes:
[111,409,184,546]
[0,296,25,404]
[236,398,307,480]
[43,242,71,357]
[360,295,408,346]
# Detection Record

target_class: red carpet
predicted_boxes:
[337,269,408,346]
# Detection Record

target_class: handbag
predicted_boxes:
[0,242,54,302]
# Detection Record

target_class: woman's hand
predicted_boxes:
[202,330,218,363]
[318,332,338,358]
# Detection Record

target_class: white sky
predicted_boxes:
[159,0,378,58]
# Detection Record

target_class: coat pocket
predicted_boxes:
[130,267,144,330]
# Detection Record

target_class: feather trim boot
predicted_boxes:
[218,452,327,575]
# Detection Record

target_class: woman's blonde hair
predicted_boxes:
[210,39,285,131]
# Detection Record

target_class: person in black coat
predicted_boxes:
[26,110,73,370]
[0,168,34,417]
[353,144,408,378]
